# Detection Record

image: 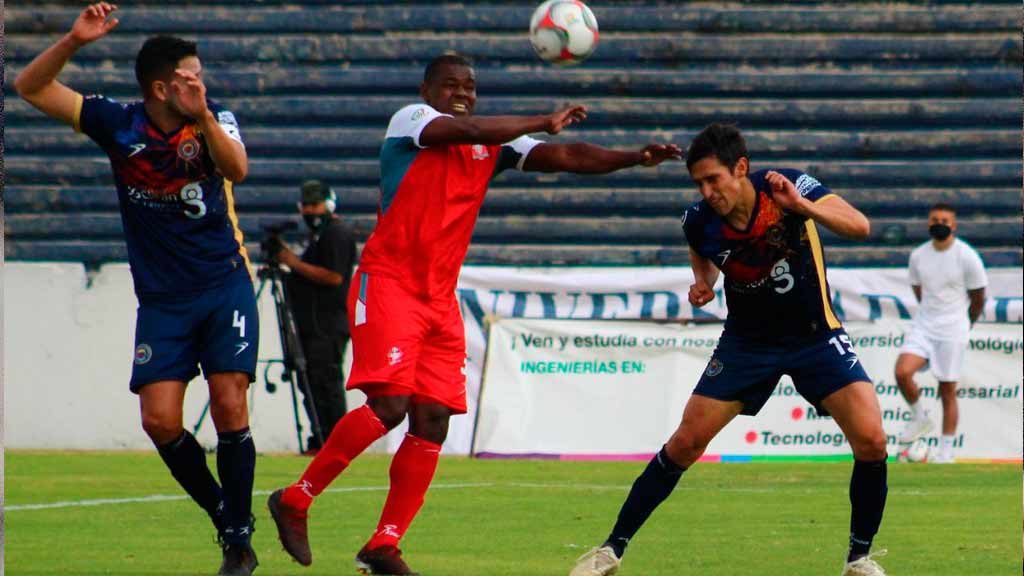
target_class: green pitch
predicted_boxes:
[5,451,1021,575]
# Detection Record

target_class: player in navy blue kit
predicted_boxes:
[570,124,890,576]
[16,4,259,575]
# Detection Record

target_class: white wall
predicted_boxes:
[6,262,1023,455]
[4,262,368,453]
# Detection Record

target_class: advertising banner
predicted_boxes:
[474,318,1023,461]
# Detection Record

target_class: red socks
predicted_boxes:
[366,434,442,549]
[281,405,387,510]
[280,408,443,550]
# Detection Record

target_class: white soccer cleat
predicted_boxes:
[898,414,934,444]
[842,550,888,576]
[570,546,621,576]
[928,449,955,464]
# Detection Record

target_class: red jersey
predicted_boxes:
[359,104,542,299]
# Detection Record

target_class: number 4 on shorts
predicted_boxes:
[233,309,246,338]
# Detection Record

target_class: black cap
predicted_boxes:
[301,180,329,204]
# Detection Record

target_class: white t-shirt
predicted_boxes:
[908,238,988,341]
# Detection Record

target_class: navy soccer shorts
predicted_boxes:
[130,274,259,392]
[693,328,871,416]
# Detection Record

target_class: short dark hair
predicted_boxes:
[685,123,748,171]
[929,202,957,215]
[423,53,473,84]
[135,36,198,95]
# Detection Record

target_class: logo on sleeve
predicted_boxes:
[794,174,822,197]
[217,111,238,126]
[411,107,426,122]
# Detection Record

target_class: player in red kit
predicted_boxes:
[268,53,681,575]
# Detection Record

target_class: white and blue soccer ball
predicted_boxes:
[898,438,930,463]
[529,0,600,66]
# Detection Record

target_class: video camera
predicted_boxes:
[260,220,299,264]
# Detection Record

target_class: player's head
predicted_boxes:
[135,35,200,112]
[927,202,957,241]
[420,54,476,116]
[685,123,751,216]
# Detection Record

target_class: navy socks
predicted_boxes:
[848,458,888,562]
[604,446,686,558]
[217,427,256,545]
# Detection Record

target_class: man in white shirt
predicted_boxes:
[895,203,987,463]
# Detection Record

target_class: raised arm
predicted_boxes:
[523,142,682,174]
[419,104,586,148]
[171,69,248,183]
[14,3,120,126]
[765,171,871,240]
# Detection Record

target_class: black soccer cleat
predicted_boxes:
[218,541,259,576]
[267,489,313,566]
[355,544,420,576]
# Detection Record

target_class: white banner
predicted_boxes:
[474,318,1023,461]
[448,267,1021,456]
[6,264,1021,455]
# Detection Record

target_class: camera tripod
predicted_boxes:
[191,262,325,453]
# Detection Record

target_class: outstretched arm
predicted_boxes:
[419,104,587,147]
[14,3,120,127]
[522,142,682,174]
[765,171,871,240]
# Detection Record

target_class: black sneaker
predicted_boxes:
[267,489,313,566]
[355,544,420,576]
[218,541,259,576]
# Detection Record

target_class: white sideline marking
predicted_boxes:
[5,482,494,512]
[6,481,940,512]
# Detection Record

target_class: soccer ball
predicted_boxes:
[529,0,600,66]
[898,438,930,463]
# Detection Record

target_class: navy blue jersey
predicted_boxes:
[75,94,250,297]
[682,168,843,341]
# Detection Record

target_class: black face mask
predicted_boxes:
[304,214,328,232]
[928,223,952,241]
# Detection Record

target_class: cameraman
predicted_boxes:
[269,180,357,453]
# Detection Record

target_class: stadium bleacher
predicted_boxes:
[5,1,1022,267]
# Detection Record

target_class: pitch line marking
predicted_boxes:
[5,482,494,512]
[6,481,947,512]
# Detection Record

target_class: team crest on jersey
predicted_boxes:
[177,137,202,161]
[705,357,724,377]
[134,343,153,365]
[388,346,404,366]
[471,144,490,160]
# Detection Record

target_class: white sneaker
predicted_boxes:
[928,449,955,464]
[570,546,621,576]
[898,414,934,443]
[842,550,888,576]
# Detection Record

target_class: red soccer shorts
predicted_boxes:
[345,269,468,413]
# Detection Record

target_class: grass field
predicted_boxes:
[5,451,1022,575]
